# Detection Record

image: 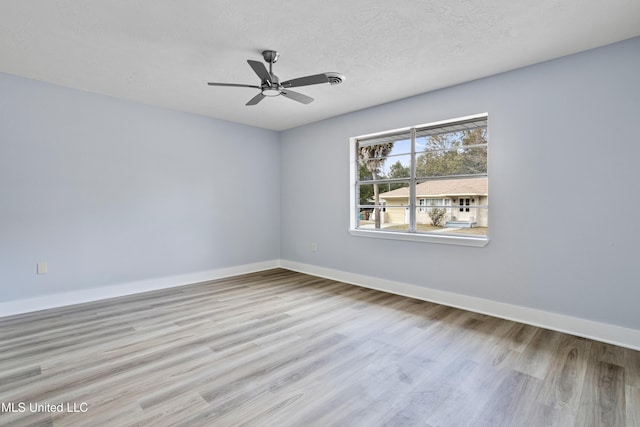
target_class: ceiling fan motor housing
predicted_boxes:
[262,73,281,96]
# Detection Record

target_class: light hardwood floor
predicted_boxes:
[1,269,638,426]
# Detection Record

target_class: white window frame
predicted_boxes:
[349,113,489,247]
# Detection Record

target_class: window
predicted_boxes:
[349,113,489,246]
[418,198,427,213]
[419,198,445,213]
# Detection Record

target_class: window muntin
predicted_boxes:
[351,114,488,244]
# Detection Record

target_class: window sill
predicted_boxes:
[348,228,489,247]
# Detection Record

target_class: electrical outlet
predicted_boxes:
[37,262,48,275]
[311,243,317,252]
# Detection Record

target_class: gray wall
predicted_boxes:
[280,37,640,330]
[2,38,639,332]
[0,73,281,302]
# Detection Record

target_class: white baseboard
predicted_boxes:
[0,260,280,317]
[4,259,639,351]
[279,260,640,351]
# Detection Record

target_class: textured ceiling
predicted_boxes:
[1,0,639,131]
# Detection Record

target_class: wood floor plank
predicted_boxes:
[576,361,627,426]
[474,369,544,426]
[628,386,640,426]
[538,334,592,414]
[623,348,640,388]
[511,328,565,380]
[1,268,639,426]
[376,357,478,426]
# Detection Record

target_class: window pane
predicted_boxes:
[356,205,410,232]
[357,182,410,207]
[413,182,488,233]
[357,182,409,230]
[415,118,487,139]
[357,132,412,150]
[357,139,411,181]
[415,129,487,178]
[415,178,487,204]
[380,154,411,180]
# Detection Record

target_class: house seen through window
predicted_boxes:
[350,114,488,245]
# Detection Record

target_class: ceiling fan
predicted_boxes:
[207,50,345,106]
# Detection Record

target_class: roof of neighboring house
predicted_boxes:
[380,177,487,199]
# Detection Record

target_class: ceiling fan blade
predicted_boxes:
[280,89,314,104]
[207,82,261,89]
[281,73,329,88]
[246,93,266,106]
[247,60,271,84]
